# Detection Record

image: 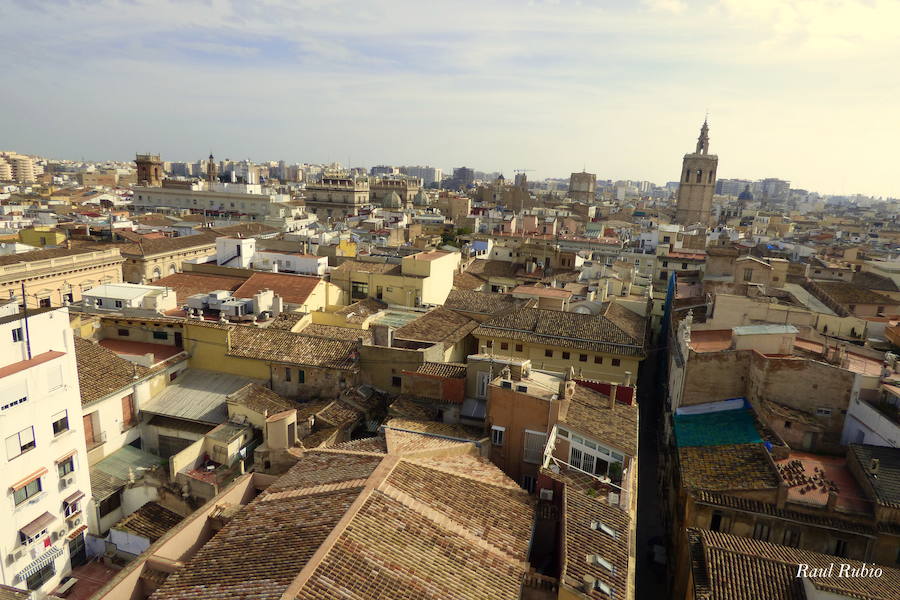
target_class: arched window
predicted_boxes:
[708,170,714,184]
[169,264,177,275]
[684,169,690,183]
[696,170,703,183]
[152,267,161,281]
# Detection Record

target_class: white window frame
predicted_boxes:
[491,425,505,446]
[6,426,36,459]
[523,429,548,464]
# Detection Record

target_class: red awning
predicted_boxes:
[11,467,47,491]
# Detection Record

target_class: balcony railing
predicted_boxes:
[85,431,107,451]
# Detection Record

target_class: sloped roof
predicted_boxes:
[118,232,218,257]
[443,289,528,315]
[112,502,183,542]
[816,281,895,306]
[687,528,900,600]
[233,272,323,305]
[75,337,148,406]
[848,444,900,508]
[153,271,247,303]
[393,306,478,345]
[227,327,358,370]
[679,444,781,491]
[474,307,645,356]
[564,384,638,457]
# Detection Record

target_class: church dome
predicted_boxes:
[738,185,753,201]
[413,189,428,206]
[384,191,402,209]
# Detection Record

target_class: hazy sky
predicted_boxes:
[3,0,899,196]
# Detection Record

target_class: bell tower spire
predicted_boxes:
[696,117,710,155]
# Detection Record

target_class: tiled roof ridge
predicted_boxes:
[377,481,529,569]
[261,479,368,502]
[305,447,387,458]
[403,456,522,491]
[279,455,400,599]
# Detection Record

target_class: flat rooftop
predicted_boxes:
[142,369,259,424]
[98,339,183,364]
[775,451,870,515]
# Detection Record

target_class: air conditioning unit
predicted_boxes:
[57,528,66,538]
[30,548,38,559]
[539,488,554,501]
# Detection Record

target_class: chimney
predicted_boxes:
[826,490,839,511]
[870,458,880,476]
[624,371,632,387]
[609,384,618,409]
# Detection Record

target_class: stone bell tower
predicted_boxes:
[674,119,718,227]
[135,153,163,187]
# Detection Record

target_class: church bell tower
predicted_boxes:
[674,119,718,227]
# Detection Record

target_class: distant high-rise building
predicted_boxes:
[401,165,443,187]
[452,166,475,188]
[760,178,790,203]
[716,178,752,196]
[134,153,163,186]
[0,152,38,183]
[675,119,718,227]
[370,165,399,176]
[568,171,597,203]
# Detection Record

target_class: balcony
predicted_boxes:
[85,431,107,451]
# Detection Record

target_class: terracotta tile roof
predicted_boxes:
[333,259,401,275]
[564,384,638,457]
[687,528,900,600]
[267,311,306,331]
[0,246,98,266]
[112,501,183,542]
[384,460,534,558]
[209,222,280,237]
[443,289,529,316]
[851,270,899,293]
[384,418,484,442]
[603,302,647,343]
[226,383,297,417]
[328,437,388,453]
[848,444,900,508]
[153,272,247,303]
[315,400,362,428]
[263,452,384,495]
[149,487,363,600]
[299,323,372,343]
[511,284,573,299]
[387,396,434,421]
[466,258,518,279]
[226,327,358,370]
[334,298,387,323]
[133,214,180,227]
[295,400,333,421]
[75,337,148,406]
[453,270,486,290]
[679,444,781,492]
[393,306,478,345]
[118,232,217,257]
[473,307,645,356]
[816,281,895,306]
[554,473,631,599]
[413,362,467,378]
[0,585,30,600]
[233,272,322,305]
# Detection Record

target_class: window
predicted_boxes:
[298,370,305,383]
[594,356,603,364]
[96,298,104,307]
[350,281,369,300]
[2,396,27,411]
[391,376,401,387]
[662,236,671,243]
[831,539,848,558]
[58,456,75,477]
[815,408,832,417]
[579,354,587,362]
[611,358,621,367]
[26,563,56,591]
[743,268,754,282]
[784,420,792,429]
[662,261,668,268]
[39,298,51,308]
[114,300,123,308]
[682,263,688,270]
[709,511,729,532]
[13,478,42,505]
[6,426,36,459]
[877,306,885,314]
[523,430,548,464]
[98,491,122,518]
[515,344,523,352]
[491,426,505,446]
[500,342,509,350]
[485,340,493,348]
[153,331,168,340]
[12,327,23,342]
[783,528,801,548]
[52,410,69,435]
[117,328,129,336]
[848,304,856,312]
[562,352,570,360]
[522,475,536,493]
[285,367,292,382]
[752,522,771,541]
[545,349,553,358]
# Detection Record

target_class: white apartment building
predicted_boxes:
[132,182,288,219]
[215,237,327,275]
[0,303,91,593]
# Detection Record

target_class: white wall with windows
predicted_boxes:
[0,303,92,593]
[557,426,626,480]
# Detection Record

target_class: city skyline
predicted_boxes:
[3,0,899,197]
